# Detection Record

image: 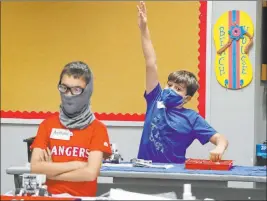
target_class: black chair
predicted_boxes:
[23,137,36,163]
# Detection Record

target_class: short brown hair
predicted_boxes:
[168,70,199,96]
[59,61,92,84]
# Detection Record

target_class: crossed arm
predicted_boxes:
[30,148,103,182]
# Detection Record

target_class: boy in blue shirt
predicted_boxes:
[137,1,228,163]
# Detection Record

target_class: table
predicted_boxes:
[6,163,267,200]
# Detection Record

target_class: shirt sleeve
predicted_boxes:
[31,120,50,150]
[90,122,112,158]
[144,83,162,111]
[192,114,217,145]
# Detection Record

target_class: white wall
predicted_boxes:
[208,1,266,166]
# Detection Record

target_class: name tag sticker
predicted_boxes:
[157,101,166,109]
[50,129,72,140]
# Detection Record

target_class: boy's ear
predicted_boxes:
[184,96,192,103]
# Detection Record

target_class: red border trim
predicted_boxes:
[0,1,207,121]
[197,0,207,118]
[0,111,146,121]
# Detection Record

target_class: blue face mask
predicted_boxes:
[161,88,184,108]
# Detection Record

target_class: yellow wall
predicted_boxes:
[1,1,200,114]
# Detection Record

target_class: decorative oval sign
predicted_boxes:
[213,10,254,89]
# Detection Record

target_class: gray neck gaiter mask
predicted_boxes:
[59,76,95,129]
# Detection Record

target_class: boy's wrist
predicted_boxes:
[216,144,226,152]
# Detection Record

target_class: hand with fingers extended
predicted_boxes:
[137,1,148,31]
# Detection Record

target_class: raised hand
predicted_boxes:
[137,1,147,31]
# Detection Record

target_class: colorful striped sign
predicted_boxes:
[213,10,254,89]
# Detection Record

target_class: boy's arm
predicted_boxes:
[48,122,111,182]
[48,150,103,182]
[192,115,228,162]
[30,121,87,177]
[138,1,159,94]
[209,133,229,161]
[30,148,87,178]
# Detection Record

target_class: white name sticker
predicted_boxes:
[157,101,166,109]
[50,129,73,140]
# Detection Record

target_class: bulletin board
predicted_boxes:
[0,1,207,121]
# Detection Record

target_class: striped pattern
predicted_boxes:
[228,10,241,89]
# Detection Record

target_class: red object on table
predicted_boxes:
[0,195,78,201]
[185,159,233,171]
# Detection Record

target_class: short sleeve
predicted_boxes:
[192,114,217,145]
[90,122,112,158]
[31,120,50,150]
[144,83,162,110]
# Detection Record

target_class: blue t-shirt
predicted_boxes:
[137,83,217,164]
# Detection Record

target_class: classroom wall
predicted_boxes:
[1,0,266,195]
[209,1,266,166]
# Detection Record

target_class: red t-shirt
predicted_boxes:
[31,114,112,197]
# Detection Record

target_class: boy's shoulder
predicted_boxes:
[177,108,202,123]
[40,113,61,127]
[90,118,107,129]
[179,107,199,116]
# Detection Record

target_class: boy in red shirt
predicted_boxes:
[30,61,112,197]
